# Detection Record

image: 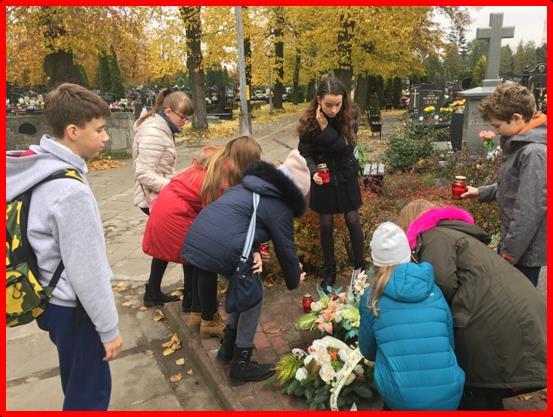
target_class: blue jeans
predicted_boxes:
[36,303,111,410]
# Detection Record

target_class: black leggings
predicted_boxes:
[141,207,189,295]
[147,258,190,297]
[458,387,505,410]
[188,265,218,321]
[319,210,365,269]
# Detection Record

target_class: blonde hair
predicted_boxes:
[136,88,194,126]
[396,199,437,232]
[198,136,262,205]
[368,266,395,317]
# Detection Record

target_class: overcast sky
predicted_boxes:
[436,6,547,48]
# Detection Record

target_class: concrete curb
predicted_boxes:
[163,303,244,411]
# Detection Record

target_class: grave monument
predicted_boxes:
[460,13,514,149]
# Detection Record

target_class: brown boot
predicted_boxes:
[200,311,225,339]
[189,312,201,329]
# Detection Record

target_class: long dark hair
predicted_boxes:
[297,77,355,145]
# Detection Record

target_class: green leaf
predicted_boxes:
[308,401,319,410]
[293,385,305,397]
[352,383,373,399]
[305,387,314,400]
[275,354,303,384]
[285,379,300,396]
[313,393,329,404]
[295,313,318,331]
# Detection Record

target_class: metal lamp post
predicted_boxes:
[267,52,273,114]
[234,7,252,136]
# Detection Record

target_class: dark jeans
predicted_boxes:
[515,264,541,287]
[189,265,218,321]
[36,304,111,410]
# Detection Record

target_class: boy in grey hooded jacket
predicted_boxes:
[462,82,546,286]
[6,83,122,410]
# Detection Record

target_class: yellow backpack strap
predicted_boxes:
[48,168,84,183]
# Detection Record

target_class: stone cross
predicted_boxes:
[411,89,419,111]
[476,13,515,80]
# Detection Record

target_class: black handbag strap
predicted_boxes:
[240,192,260,261]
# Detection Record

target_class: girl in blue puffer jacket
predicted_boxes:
[358,222,465,410]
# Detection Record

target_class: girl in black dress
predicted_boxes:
[298,77,365,292]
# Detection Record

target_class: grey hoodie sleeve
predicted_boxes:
[501,147,546,261]
[478,183,497,201]
[52,189,120,343]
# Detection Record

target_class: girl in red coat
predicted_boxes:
[143,136,262,337]
[133,88,194,306]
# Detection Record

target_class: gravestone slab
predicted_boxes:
[522,63,547,112]
[409,88,444,120]
[460,87,496,149]
[420,90,444,111]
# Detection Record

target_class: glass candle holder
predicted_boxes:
[451,176,467,200]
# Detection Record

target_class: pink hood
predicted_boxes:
[406,206,474,249]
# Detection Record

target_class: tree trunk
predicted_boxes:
[306,79,317,101]
[180,6,208,130]
[292,49,301,104]
[334,11,354,93]
[43,51,80,88]
[272,7,285,110]
[353,75,369,109]
[40,7,80,88]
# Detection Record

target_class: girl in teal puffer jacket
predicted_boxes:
[358,222,465,410]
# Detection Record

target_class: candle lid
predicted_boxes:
[303,293,312,298]
[454,175,466,180]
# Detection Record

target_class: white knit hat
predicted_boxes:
[370,221,411,267]
[279,150,311,197]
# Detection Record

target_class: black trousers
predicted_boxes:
[458,386,542,410]
[458,387,505,410]
[188,265,218,321]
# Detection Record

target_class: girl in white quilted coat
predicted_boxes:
[132,88,194,306]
